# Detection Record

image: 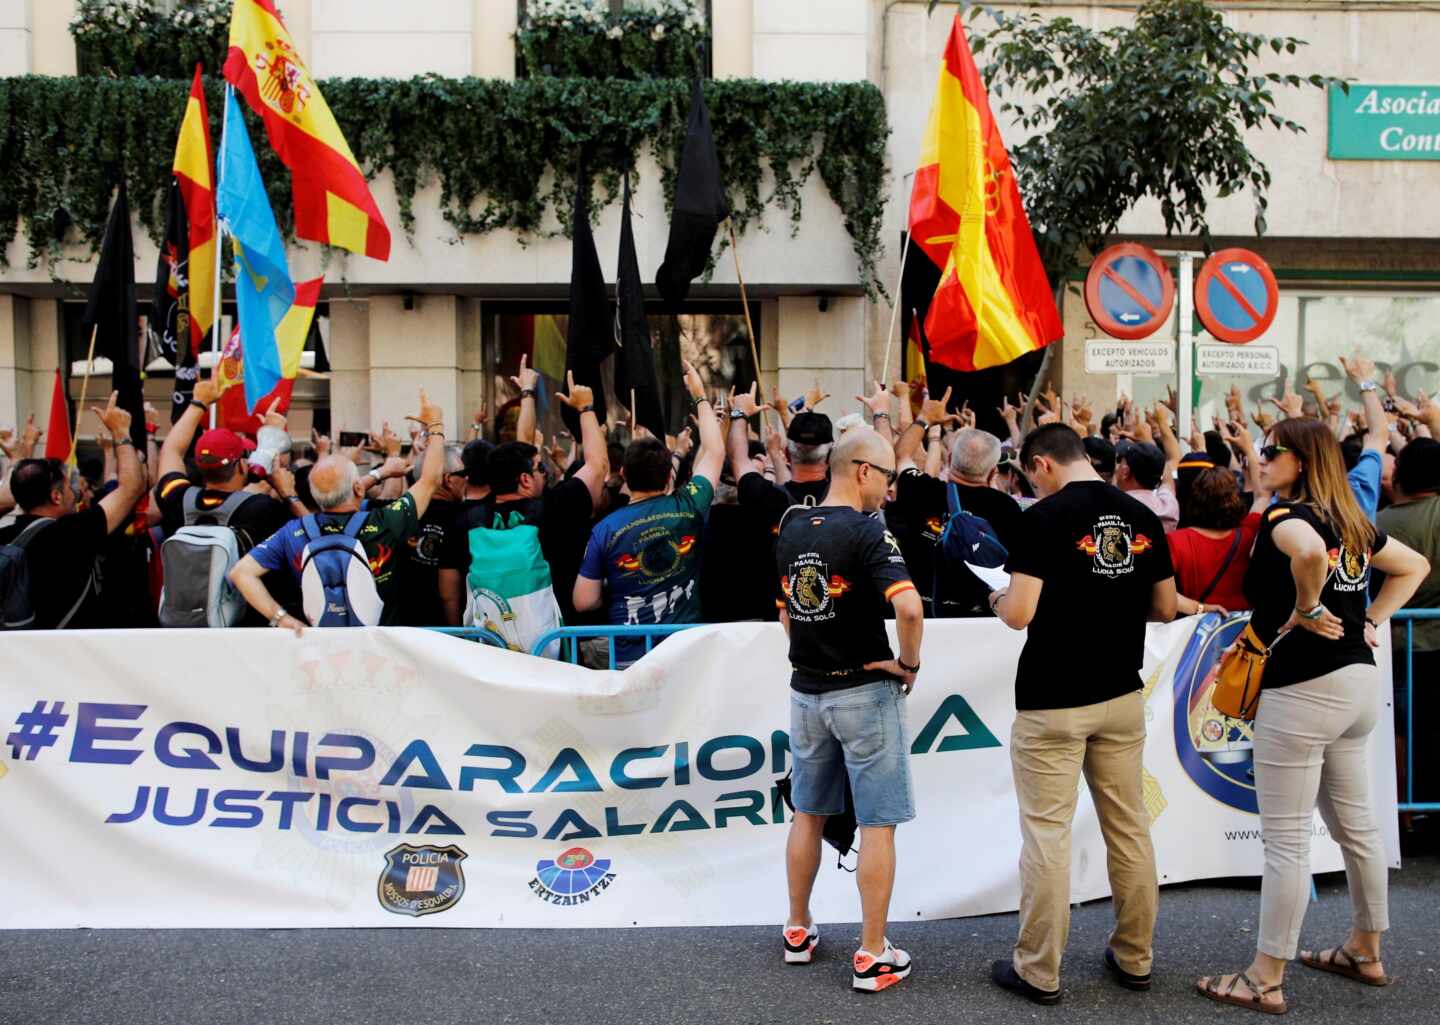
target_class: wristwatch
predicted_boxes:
[913,417,931,432]
[897,656,920,674]
[1358,379,1378,392]
[521,388,536,399]
[578,405,595,415]
[728,408,749,421]
[268,609,287,628]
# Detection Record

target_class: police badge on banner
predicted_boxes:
[378,843,468,917]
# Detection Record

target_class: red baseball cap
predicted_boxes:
[194,429,249,468]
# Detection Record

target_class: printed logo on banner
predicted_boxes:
[529,847,616,906]
[377,843,468,917]
[1171,615,1258,814]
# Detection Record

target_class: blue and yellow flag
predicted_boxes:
[218,88,295,415]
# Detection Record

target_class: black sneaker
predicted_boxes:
[991,960,1061,1005]
[1104,947,1153,991]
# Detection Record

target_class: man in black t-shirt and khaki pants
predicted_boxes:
[989,425,1178,1005]
[775,427,924,993]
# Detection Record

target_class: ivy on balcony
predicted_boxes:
[0,75,890,296]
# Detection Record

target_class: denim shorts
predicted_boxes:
[789,679,915,827]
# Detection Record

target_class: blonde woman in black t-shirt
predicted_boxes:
[1198,417,1428,1015]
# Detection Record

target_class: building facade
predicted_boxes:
[1,0,1437,441]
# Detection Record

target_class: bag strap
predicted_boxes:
[54,568,94,630]
[300,514,321,543]
[1197,527,1245,603]
[10,516,55,549]
[343,510,370,539]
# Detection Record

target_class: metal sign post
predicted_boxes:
[1177,251,1194,442]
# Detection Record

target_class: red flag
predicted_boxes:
[44,368,72,462]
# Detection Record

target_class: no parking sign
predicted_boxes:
[1084,243,1175,340]
[1195,249,1279,343]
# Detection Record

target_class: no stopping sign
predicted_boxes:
[1195,249,1279,344]
[1084,243,1175,340]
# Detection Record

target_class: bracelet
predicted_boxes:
[913,417,931,432]
[114,436,134,448]
[872,411,891,421]
[268,609,286,628]
[1365,615,1380,628]
[1296,603,1326,621]
[989,588,1007,614]
[578,405,595,415]
[1358,379,1378,393]
[691,394,708,407]
[189,400,208,414]
[420,430,445,441]
[897,656,920,674]
[521,389,536,399]
[282,493,303,505]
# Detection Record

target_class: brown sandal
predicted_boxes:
[1196,971,1289,1015]
[1299,946,1395,987]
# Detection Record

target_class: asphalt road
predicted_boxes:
[5,847,1439,1025]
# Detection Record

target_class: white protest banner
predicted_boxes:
[0,619,1397,929]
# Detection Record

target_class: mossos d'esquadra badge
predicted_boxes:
[378,843,468,917]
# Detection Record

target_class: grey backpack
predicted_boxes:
[158,490,252,628]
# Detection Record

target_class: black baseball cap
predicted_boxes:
[787,411,833,446]
[1083,435,1116,476]
[462,439,494,487]
[1117,440,1165,489]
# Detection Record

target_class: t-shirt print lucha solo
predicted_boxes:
[775,505,915,695]
[1004,481,1174,711]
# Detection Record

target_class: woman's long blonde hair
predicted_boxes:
[1270,417,1377,557]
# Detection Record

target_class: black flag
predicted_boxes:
[614,174,665,440]
[84,184,145,451]
[564,156,610,432]
[656,79,729,308]
[149,178,199,424]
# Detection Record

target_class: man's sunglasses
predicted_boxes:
[852,459,898,485]
[1259,444,1292,461]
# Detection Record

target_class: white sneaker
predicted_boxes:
[852,940,913,992]
[782,923,819,964]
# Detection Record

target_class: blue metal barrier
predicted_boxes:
[1396,608,1440,814]
[530,623,706,668]
[428,626,510,649]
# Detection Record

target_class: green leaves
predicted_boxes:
[970,0,1342,280]
[0,75,891,296]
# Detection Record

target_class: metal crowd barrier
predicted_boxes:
[427,625,510,649]
[530,623,705,667]
[1395,608,1440,814]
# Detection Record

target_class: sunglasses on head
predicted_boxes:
[1259,444,1291,461]
[852,459,898,485]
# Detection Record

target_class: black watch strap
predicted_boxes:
[897,656,920,673]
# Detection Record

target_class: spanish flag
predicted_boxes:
[224,0,391,261]
[909,15,1061,371]
[174,65,216,357]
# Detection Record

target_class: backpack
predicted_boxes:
[461,503,562,658]
[159,490,252,628]
[0,518,90,630]
[933,482,1010,613]
[298,512,385,627]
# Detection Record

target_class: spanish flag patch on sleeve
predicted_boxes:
[1267,506,1292,523]
[884,580,917,601]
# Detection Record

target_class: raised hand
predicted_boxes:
[1338,353,1377,385]
[1268,388,1304,420]
[681,359,707,401]
[311,428,331,457]
[510,353,539,395]
[919,386,952,426]
[803,377,829,411]
[855,380,891,417]
[193,375,220,407]
[997,394,1019,426]
[731,381,761,419]
[958,400,977,430]
[1251,404,1275,433]
[91,391,131,437]
[262,396,288,431]
[554,371,595,412]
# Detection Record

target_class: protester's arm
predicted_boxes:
[728,383,763,482]
[229,552,306,636]
[1148,576,1179,622]
[159,377,219,481]
[89,392,144,535]
[1339,354,1388,454]
[1151,404,1181,494]
[991,572,1042,630]
[684,360,725,485]
[403,390,446,518]
[573,575,603,613]
[856,381,894,446]
[550,375,608,508]
[574,528,607,614]
[511,355,538,452]
[1367,536,1430,632]
[923,424,944,478]
[764,417,790,485]
[900,387,950,475]
[0,471,13,516]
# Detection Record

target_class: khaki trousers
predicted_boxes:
[1254,663,1389,959]
[1010,690,1158,991]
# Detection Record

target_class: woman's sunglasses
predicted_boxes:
[1259,444,1291,461]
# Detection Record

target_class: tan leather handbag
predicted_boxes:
[1212,622,1274,721]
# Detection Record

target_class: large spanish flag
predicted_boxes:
[909,15,1061,371]
[173,65,216,355]
[224,0,391,261]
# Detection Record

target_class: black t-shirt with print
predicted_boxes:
[738,474,830,615]
[700,502,777,623]
[1004,481,1174,711]
[889,469,1025,616]
[776,505,916,694]
[1244,501,1388,689]
[0,508,109,629]
[394,498,456,627]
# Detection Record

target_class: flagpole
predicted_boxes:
[880,171,917,387]
[726,222,764,406]
[208,84,231,429]
[68,323,99,465]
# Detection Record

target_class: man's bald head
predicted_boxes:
[309,455,358,510]
[830,426,894,474]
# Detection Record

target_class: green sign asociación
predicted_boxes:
[1329,84,1440,160]
[1330,84,1440,159]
